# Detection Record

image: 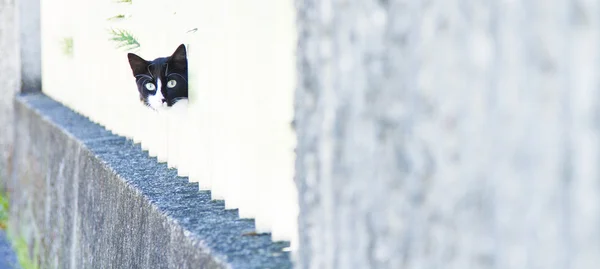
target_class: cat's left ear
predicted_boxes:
[127,53,149,76]
[169,44,187,71]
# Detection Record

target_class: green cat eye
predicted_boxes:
[167,80,177,88]
[145,83,156,91]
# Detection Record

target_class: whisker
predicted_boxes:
[169,97,188,106]
[139,100,157,111]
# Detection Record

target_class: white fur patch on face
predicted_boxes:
[148,78,166,110]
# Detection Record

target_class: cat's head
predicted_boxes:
[127,44,188,110]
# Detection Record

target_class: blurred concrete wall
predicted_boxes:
[295,0,600,268]
[0,0,21,181]
[0,0,40,181]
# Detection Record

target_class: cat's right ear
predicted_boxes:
[127,53,148,76]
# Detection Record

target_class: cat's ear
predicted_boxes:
[127,53,149,76]
[169,44,187,71]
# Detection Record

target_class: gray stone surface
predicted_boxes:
[9,94,291,269]
[295,0,600,268]
[0,0,21,184]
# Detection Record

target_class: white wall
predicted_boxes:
[40,0,298,249]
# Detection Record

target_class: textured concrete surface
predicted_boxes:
[0,0,21,184]
[295,0,600,268]
[9,94,291,269]
[0,230,20,269]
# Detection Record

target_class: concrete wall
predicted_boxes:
[295,0,600,268]
[9,94,292,269]
[0,0,42,180]
[0,0,21,181]
[18,0,41,93]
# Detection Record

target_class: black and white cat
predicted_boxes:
[127,44,188,110]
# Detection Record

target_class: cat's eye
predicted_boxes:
[145,83,156,91]
[167,80,177,88]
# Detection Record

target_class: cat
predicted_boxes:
[127,44,188,110]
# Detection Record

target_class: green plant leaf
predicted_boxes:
[108,28,140,51]
[107,14,127,21]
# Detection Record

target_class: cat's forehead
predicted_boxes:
[147,57,169,73]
